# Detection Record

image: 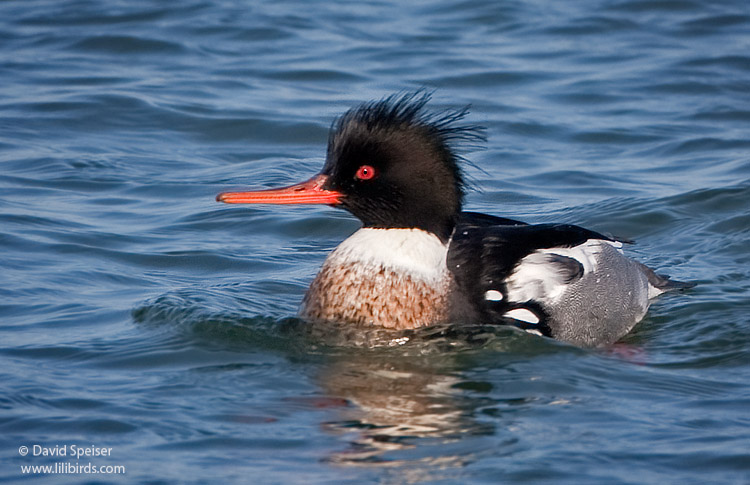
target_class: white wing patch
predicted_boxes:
[539,239,622,273]
[504,308,540,324]
[484,290,504,301]
[505,239,618,304]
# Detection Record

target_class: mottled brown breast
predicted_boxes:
[300,261,452,330]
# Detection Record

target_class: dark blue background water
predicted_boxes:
[2,1,749,483]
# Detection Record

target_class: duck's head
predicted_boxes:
[217,91,485,241]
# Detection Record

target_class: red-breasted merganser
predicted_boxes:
[217,92,693,347]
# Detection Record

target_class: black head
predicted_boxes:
[216,91,485,241]
[320,91,485,241]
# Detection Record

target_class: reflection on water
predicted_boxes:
[134,294,546,474]
[308,325,516,469]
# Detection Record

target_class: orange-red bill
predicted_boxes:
[216,174,343,205]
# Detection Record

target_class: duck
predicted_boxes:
[216,91,693,347]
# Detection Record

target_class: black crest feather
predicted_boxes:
[329,90,486,203]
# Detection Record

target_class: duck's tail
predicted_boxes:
[637,262,696,298]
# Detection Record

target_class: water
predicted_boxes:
[1,0,749,482]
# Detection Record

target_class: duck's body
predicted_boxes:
[299,215,683,347]
[217,92,692,347]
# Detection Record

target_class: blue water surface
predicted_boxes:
[1,0,749,483]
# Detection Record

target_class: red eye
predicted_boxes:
[355,165,377,180]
